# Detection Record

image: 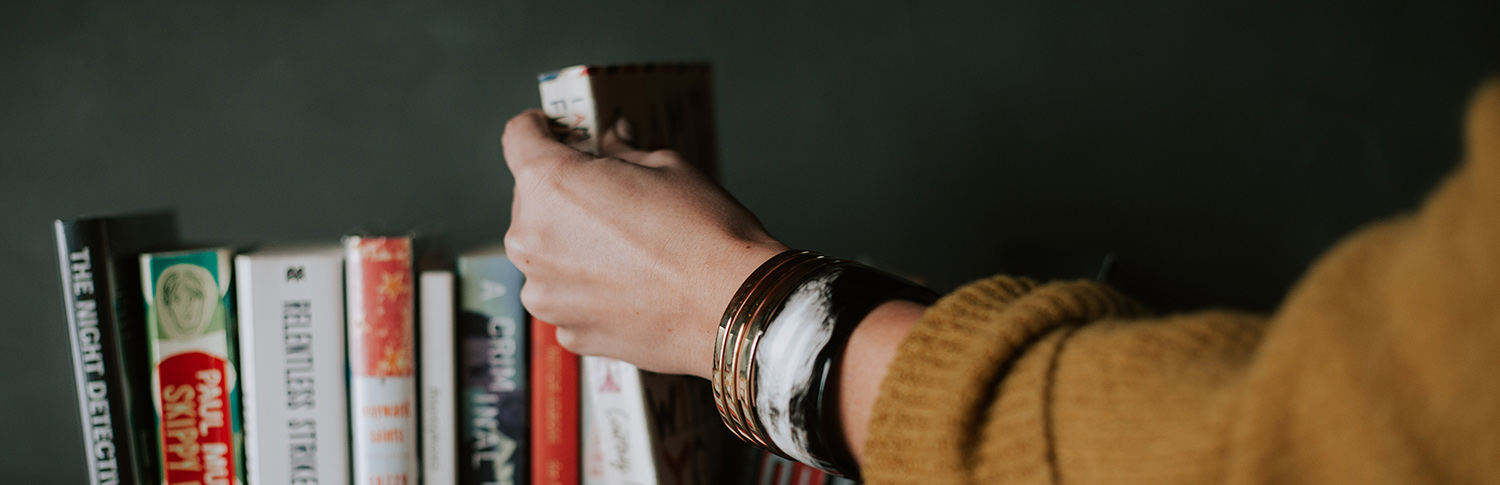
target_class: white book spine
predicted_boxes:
[235,248,349,485]
[580,363,607,485]
[420,270,457,485]
[583,356,658,485]
[538,65,602,155]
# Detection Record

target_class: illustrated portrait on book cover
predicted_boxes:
[156,263,217,340]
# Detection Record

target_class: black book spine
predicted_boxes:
[55,220,144,485]
[55,214,173,485]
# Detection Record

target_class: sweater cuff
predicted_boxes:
[862,275,1144,484]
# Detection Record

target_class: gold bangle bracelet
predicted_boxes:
[729,253,836,451]
[713,249,802,439]
[712,249,939,480]
[713,250,829,450]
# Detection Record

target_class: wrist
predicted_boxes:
[710,251,937,478]
[691,238,788,379]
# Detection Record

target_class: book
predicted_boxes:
[580,358,655,484]
[530,318,579,485]
[234,245,349,485]
[420,269,458,485]
[580,367,607,485]
[537,63,720,178]
[539,63,745,485]
[53,212,176,485]
[456,247,529,485]
[140,246,244,485]
[583,357,731,485]
[752,453,858,485]
[345,236,420,485]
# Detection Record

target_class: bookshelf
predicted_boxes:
[6,1,1498,482]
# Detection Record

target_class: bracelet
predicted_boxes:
[715,251,832,450]
[713,250,938,479]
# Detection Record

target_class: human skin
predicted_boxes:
[501,110,923,462]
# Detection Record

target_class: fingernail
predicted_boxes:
[615,117,635,142]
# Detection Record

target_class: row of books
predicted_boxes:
[54,62,857,485]
[55,212,856,485]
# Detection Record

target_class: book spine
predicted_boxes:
[141,248,243,485]
[457,253,528,485]
[581,356,657,484]
[346,236,419,485]
[580,364,606,485]
[538,63,719,177]
[752,452,860,485]
[538,65,602,156]
[55,220,148,485]
[236,250,349,485]
[530,318,579,485]
[639,371,727,485]
[420,270,457,485]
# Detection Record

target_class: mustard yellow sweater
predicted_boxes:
[866,79,1500,484]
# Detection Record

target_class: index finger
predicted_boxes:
[502,109,593,180]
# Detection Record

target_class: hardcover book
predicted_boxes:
[456,246,528,485]
[583,357,730,485]
[53,212,177,485]
[580,368,607,485]
[538,63,720,178]
[539,63,745,484]
[580,358,655,484]
[345,236,419,485]
[235,245,349,485]
[420,269,458,485]
[140,247,244,485]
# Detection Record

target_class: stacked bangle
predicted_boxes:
[712,250,938,479]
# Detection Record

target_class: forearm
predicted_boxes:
[833,299,928,463]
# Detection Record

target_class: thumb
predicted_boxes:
[502,110,592,181]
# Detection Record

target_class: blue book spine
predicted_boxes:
[457,251,528,485]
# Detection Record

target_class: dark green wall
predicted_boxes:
[4,1,1498,481]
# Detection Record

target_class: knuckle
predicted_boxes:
[538,165,570,192]
[654,151,694,170]
[502,229,528,258]
[554,328,586,354]
[503,234,538,274]
[649,149,680,162]
[503,110,538,133]
[519,282,550,316]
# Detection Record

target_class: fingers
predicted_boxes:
[599,118,651,165]
[600,118,693,170]
[554,327,585,354]
[502,110,592,180]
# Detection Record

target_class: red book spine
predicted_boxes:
[531,318,580,485]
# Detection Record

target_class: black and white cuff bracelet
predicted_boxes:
[712,250,938,479]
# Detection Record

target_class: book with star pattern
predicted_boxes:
[345,236,419,485]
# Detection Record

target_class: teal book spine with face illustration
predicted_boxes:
[140,248,244,485]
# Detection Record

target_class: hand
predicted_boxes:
[501,110,788,378]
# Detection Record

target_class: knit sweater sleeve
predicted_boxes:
[862,79,1500,485]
